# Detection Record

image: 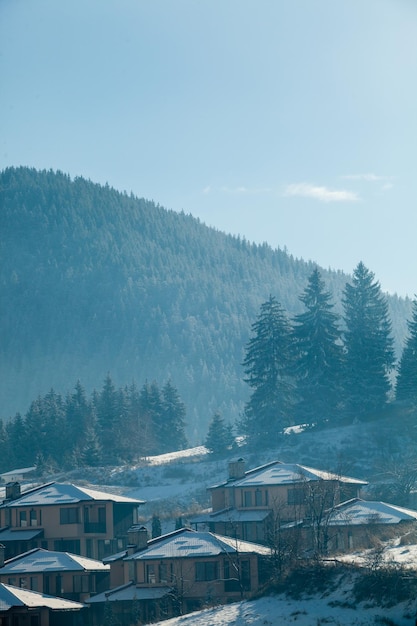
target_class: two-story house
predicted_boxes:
[86,526,271,624]
[0,546,110,603]
[192,458,367,543]
[0,482,144,560]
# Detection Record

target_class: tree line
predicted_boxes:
[0,376,188,473]
[1,167,412,440]
[240,263,417,447]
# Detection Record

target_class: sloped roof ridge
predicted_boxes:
[244,460,283,476]
[3,547,43,566]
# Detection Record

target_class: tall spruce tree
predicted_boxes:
[242,295,294,445]
[396,297,417,405]
[292,269,344,424]
[342,262,395,417]
[160,380,188,452]
[205,410,234,455]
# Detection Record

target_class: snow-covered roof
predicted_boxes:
[0,583,84,611]
[125,528,270,561]
[327,499,417,526]
[87,581,171,603]
[0,467,36,478]
[211,461,367,489]
[0,548,109,575]
[0,482,144,508]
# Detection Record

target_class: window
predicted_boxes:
[30,577,38,591]
[19,510,27,527]
[60,507,80,524]
[243,491,252,507]
[54,539,80,554]
[195,561,218,582]
[224,559,240,592]
[30,509,37,526]
[73,575,91,593]
[146,564,156,584]
[19,577,27,589]
[255,489,263,506]
[287,488,305,505]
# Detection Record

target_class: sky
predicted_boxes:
[1,0,417,297]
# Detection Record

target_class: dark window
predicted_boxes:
[195,561,218,582]
[60,507,80,524]
[30,577,38,591]
[287,488,305,505]
[255,489,262,506]
[146,564,156,584]
[30,509,37,526]
[54,539,80,554]
[224,559,240,592]
[73,575,91,593]
[243,491,252,507]
[19,510,27,527]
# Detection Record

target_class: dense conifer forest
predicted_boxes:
[0,167,413,443]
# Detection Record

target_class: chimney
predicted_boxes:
[127,525,148,554]
[5,482,21,501]
[0,544,5,568]
[228,458,246,480]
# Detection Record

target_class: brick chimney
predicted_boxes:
[127,525,148,554]
[5,482,21,501]
[228,458,246,480]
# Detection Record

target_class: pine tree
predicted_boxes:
[292,269,344,424]
[95,374,119,463]
[342,262,395,417]
[160,380,188,452]
[205,411,234,455]
[152,514,162,538]
[242,295,294,445]
[396,297,417,405]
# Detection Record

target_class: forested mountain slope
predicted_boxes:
[0,167,411,441]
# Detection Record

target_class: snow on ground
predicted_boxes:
[145,446,209,466]
[151,588,417,626]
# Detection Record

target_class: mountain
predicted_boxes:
[0,167,412,441]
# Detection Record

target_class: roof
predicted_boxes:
[0,528,43,542]
[87,581,171,603]
[0,467,36,478]
[0,548,109,575]
[191,507,271,524]
[0,482,144,508]
[124,528,271,561]
[211,461,367,489]
[0,583,84,612]
[327,499,417,526]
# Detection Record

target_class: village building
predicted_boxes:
[0,482,144,560]
[86,526,271,623]
[0,582,85,626]
[191,458,367,544]
[0,546,110,603]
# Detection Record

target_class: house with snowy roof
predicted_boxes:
[0,546,110,603]
[323,498,417,553]
[0,582,85,626]
[0,482,144,561]
[86,526,271,623]
[191,458,367,544]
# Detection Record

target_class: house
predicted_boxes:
[0,481,144,560]
[0,546,110,603]
[0,468,36,484]
[0,582,85,626]
[323,498,417,553]
[86,526,271,623]
[192,458,367,543]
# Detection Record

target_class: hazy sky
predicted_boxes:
[1,0,416,297]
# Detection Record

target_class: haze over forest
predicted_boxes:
[0,167,413,443]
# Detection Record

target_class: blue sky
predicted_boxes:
[1,0,416,297]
